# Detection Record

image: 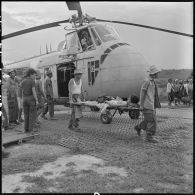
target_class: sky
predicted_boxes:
[1,1,193,69]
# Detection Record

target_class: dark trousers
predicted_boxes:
[18,107,23,121]
[2,104,9,128]
[68,105,79,128]
[137,109,157,136]
[36,95,44,118]
[23,95,37,132]
[168,92,174,106]
[7,96,19,123]
[42,96,54,117]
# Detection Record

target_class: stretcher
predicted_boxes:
[69,100,140,124]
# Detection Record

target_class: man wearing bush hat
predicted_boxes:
[134,65,161,143]
[7,69,20,125]
[68,68,85,131]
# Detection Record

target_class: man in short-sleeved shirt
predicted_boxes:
[21,78,36,95]
[140,78,155,110]
[20,68,38,133]
[134,65,161,143]
[42,70,57,120]
[7,69,20,125]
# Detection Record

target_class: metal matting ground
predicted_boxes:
[56,107,192,160]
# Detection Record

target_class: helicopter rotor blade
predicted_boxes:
[2,19,69,40]
[96,18,193,38]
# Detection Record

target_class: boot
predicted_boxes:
[75,119,80,127]
[134,125,141,136]
[48,116,58,120]
[41,115,47,120]
[13,120,20,125]
[18,108,24,122]
[145,135,158,143]
[73,126,81,132]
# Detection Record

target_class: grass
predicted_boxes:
[2,114,192,193]
[2,154,58,175]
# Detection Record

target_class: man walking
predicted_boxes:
[17,76,24,123]
[134,65,161,143]
[6,69,20,125]
[41,70,57,120]
[19,68,39,134]
[35,70,46,124]
[166,78,174,107]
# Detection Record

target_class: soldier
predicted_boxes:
[166,78,174,107]
[172,79,180,106]
[41,70,57,120]
[6,69,20,125]
[134,65,161,143]
[19,68,39,134]
[17,77,24,123]
[188,78,193,103]
[35,70,46,124]
[68,69,85,131]
[1,104,10,130]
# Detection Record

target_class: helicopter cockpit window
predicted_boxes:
[65,32,81,53]
[91,28,101,46]
[95,25,119,42]
[78,29,94,51]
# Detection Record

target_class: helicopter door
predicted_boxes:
[57,63,75,97]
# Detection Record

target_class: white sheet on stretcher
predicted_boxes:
[82,100,128,114]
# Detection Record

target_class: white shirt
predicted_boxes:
[70,78,82,95]
[166,82,172,93]
[184,83,189,94]
[140,77,155,110]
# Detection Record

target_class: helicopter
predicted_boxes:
[2,2,193,105]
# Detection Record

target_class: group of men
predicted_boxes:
[2,64,167,158]
[167,78,193,107]
[2,67,85,158]
[2,69,57,133]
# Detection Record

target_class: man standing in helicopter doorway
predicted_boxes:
[41,70,58,120]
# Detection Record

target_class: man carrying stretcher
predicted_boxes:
[68,69,85,131]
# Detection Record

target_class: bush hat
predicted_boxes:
[147,65,160,75]
[74,69,83,75]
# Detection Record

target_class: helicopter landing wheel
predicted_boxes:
[100,111,112,124]
[129,109,140,119]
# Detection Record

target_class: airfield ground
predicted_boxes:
[2,104,193,193]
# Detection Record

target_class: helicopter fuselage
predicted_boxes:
[4,22,149,103]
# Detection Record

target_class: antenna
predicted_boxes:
[46,43,48,54]
[50,43,52,52]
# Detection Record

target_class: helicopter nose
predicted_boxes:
[100,43,149,98]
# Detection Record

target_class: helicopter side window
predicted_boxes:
[95,25,119,42]
[78,29,94,51]
[91,28,101,46]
